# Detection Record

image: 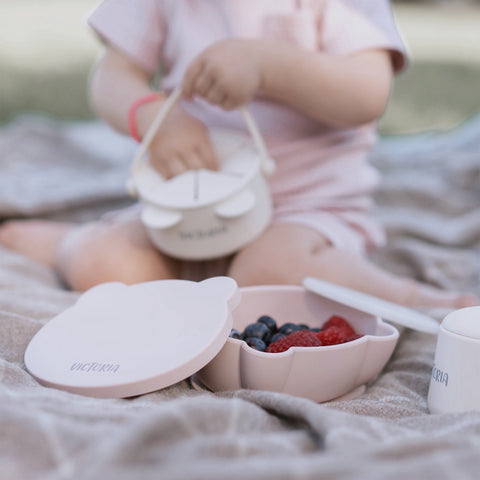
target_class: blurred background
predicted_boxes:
[0,0,479,135]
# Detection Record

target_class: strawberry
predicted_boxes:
[316,326,348,346]
[346,333,363,342]
[266,329,322,353]
[322,315,356,338]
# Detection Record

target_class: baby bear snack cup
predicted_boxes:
[128,87,276,261]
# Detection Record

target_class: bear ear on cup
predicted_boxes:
[141,205,182,229]
[214,190,255,219]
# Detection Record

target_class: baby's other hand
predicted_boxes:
[148,105,218,179]
[182,39,262,110]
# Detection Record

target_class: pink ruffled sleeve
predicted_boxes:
[88,0,165,75]
[318,0,408,73]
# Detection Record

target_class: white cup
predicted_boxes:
[428,306,480,414]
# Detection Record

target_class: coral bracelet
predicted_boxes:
[128,92,164,142]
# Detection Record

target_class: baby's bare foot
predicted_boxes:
[453,294,479,309]
[0,220,74,267]
[404,280,479,310]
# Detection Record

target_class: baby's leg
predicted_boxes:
[228,223,478,309]
[0,216,180,291]
[0,220,74,267]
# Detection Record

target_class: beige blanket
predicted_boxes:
[0,115,479,480]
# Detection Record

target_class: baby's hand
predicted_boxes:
[148,105,218,179]
[182,39,262,110]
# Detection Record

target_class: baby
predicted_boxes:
[0,0,477,308]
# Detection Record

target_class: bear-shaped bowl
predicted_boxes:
[197,285,399,403]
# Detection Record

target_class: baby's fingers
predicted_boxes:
[165,155,188,179]
[150,153,186,179]
[197,143,218,171]
[182,150,204,171]
[182,58,205,99]
[203,83,227,107]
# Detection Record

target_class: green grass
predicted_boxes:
[0,64,93,122]
[0,0,99,122]
[381,62,480,134]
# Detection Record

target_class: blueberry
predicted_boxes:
[298,324,310,330]
[229,329,244,340]
[278,322,302,336]
[245,337,267,352]
[256,315,278,334]
[269,332,286,344]
[243,322,272,343]
[309,327,321,333]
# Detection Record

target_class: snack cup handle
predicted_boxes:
[127,87,275,197]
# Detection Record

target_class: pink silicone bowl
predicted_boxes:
[197,285,399,403]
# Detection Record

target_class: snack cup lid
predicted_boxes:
[24,277,240,398]
[303,277,439,334]
[441,306,480,338]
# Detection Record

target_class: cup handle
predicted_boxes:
[128,87,275,197]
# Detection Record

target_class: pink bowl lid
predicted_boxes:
[24,277,240,398]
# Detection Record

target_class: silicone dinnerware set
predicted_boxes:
[24,89,479,412]
[24,276,440,403]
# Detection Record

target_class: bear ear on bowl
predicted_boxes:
[302,277,439,335]
[199,277,242,310]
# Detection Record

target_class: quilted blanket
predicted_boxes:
[0,115,479,480]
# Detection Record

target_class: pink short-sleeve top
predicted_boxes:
[88,0,407,254]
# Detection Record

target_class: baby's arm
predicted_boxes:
[259,42,393,127]
[89,48,155,136]
[182,39,393,127]
[89,48,217,178]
